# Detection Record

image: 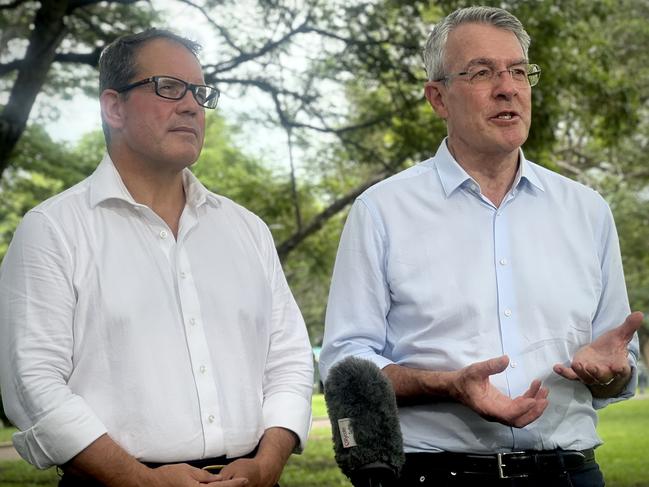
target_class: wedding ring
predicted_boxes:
[598,377,615,386]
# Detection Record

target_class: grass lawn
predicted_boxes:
[1,395,647,487]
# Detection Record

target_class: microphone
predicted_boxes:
[324,356,405,487]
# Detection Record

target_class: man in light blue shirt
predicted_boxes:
[319,6,642,487]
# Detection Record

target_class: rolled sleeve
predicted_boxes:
[0,211,107,468]
[262,391,312,451]
[13,395,107,468]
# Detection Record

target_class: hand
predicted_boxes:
[145,463,248,486]
[450,355,549,428]
[553,312,643,396]
[218,458,282,487]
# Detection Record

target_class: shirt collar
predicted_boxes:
[433,138,545,197]
[88,153,220,209]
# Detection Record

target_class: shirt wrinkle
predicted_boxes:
[320,140,638,454]
[0,153,313,468]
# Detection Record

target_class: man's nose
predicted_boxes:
[176,88,202,112]
[493,70,518,99]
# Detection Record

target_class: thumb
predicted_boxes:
[474,355,509,378]
[615,311,644,343]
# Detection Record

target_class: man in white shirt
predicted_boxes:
[319,6,641,486]
[0,29,313,487]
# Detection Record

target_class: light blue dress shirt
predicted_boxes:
[320,140,638,454]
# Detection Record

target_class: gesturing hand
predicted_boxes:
[450,355,549,428]
[553,312,643,396]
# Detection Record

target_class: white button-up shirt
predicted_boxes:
[0,154,313,468]
[320,140,638,454]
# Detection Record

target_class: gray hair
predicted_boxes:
[98,28,202,143]
[423,6,531,81]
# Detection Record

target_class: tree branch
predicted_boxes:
[66,0,142,13]
[0,0,27,10]
[176,0,242,54]
[276,169,395,261]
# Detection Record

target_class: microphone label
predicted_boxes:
[338,418,357,448]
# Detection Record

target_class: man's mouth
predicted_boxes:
[493,111,517,120]
[170,127,198,136]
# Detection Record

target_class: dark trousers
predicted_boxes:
[400,452,604,487]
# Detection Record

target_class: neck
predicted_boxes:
[111,153,186,237]
[447,141,519,207]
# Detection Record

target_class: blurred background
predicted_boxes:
[1,0,648,485]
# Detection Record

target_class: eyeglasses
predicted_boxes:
[115,75,220,109]
[436,63,541,87]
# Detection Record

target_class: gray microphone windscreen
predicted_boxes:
[324,356,404,484]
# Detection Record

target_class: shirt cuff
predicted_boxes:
[592,355,638,410]
[12,395,107,469]
[263,391,312,453]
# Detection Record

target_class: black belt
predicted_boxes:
[143,450,255,471]
[405,448,595,479]
[60,450,260,486]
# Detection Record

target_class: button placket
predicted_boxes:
[174,245,224,452]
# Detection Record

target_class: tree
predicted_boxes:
[0,0,155,168]
[2,0,648,350]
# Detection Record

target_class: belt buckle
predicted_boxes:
[497,451,528,479]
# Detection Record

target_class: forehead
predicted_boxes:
[133,38,205,83]
[444,23,525,69]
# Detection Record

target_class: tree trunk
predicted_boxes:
[0,0,68,174]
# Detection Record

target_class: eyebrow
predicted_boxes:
[464,57,529,70]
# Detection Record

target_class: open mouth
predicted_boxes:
[493,111,518,120]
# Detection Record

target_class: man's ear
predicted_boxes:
[424,81,449,120]
[100,89,125,132]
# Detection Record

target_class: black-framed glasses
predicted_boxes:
[115,75,220,109]
[436,63,541,87]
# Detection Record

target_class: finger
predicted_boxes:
[473,355,509,378]
[510,397,549,427]
[191,467,222,483]
[486,396,537,424]
[522,379,542,399]
[573,362,601,385]
[609,361,631,376]
[615,312,644,343]
[553,364,579,381]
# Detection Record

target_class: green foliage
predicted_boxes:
[596,397,649,486]
[311,393,328,419]
[0,461,58,487]
[194,115,341,339]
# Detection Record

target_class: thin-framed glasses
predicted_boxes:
[115,75,220,109]
[436,63,541,87]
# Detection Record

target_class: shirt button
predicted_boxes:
[208,414,215,423]
[159,230,168,239]
[199,365,206,374]
[510,361,518,368]
[500,258,508,266]
[189,318,196,326]
[180,271,187,279]
[504,309,512,317]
